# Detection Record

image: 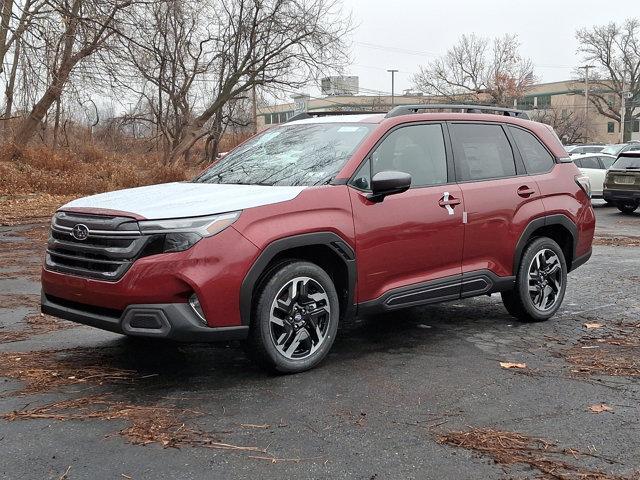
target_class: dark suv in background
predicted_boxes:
[604,152,640,214]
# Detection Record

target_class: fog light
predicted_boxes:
[189,293,207,325]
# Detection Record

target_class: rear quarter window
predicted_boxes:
[508,126,555,174]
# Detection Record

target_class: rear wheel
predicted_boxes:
[501,237,567,322]
[246,261,339,373]
[616,202,639,214]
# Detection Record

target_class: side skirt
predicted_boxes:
[356,270,515,316]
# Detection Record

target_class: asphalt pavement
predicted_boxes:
[0,205,639,480]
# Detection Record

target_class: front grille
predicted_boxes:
[46,211,150,281]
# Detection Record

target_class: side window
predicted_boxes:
[580,156,600,169]
[451,124,516,181]
[509,126,555,174]
[573,159,583,168]
[351,159,371,190]
[370,124,448,187]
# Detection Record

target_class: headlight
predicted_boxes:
[138,211,240,253]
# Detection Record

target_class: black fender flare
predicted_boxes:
[512,214,578,274]
[239,232,357,326]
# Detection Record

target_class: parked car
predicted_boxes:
[601,142,640,157]
[603,152,640,214]
[566,144,605,155]
[571,153,617,199]
[41,105,595,373]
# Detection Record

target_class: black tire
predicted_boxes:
[616,202,639,214]
[501,237,567,322]
[246,260,339,373]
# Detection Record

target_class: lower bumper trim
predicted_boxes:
[41,292,249,342]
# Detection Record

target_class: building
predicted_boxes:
[517,80,639,144]
[257,79,639,144]
[257,93,430,131]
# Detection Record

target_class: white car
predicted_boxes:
[571,153,616,199]
[566,144,606,155]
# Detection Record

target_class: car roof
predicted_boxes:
[571,153,615,158]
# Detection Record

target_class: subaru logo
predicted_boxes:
[71,224,89,241]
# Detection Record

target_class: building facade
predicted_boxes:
[257,80,639,144]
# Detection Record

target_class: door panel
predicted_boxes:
[349,185,465,302]
[458,178,543,277]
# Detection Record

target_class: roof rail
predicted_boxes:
[287,110,386,123]
[385,104,530,120]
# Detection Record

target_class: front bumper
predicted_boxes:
[41,292,249,342]
[603,188,640,203]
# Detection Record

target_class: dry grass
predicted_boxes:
[0,313,76,343]
[3,395,263,452]
[438,428,628,480]
[0,348,137,395]
[562,337,640,377]
[0,293,39,309]
[592,236,640,247]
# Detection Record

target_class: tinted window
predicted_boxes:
[579,156,600,169]
[195,123,374,186]
[351,159,371,190]
[612,156,640,169]
[509,127,555,174]
[451,124,516,181]
[600,156,616,169]
[585,146,604,153]
[370,124,447,187]
[573,159,583,168]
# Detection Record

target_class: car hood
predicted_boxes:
[60,182,307,220]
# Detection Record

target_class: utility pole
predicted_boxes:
[579,65,594,143]
[387,69,399,107]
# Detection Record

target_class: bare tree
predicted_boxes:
[531,108,589,145]
[160,0,351,162]
[413,33,535,106]
[576,18,640,142]
[11,0,138,145]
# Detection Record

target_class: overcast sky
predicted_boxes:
[332,0,637,97]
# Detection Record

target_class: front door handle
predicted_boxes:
[438,192,461,215]
[517,185,536,198]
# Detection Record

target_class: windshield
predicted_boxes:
[194,123,374,186]
[611,156,640,169]
[601,144,626,156]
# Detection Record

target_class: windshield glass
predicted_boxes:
[601,144,626,156]
[194,123,374,186]
[611,156,640,169]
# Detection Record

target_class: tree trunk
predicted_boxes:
[13,71,70,145]
[0,0,14,73]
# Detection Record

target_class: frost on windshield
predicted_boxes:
[195,123,373,186]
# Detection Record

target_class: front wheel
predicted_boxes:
[247,261,339,373]
[616,202,639,214]
[502,237,567,322]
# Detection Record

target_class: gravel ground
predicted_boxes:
[0,205,638,480]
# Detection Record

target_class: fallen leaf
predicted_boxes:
[500,362,527,369]
[583,322,604,329]
[588,403,613,414]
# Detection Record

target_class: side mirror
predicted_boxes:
[368,171,411,202]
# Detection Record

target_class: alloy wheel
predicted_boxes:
[527,248,563,311]
[269,276,331,360]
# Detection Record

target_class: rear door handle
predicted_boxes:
[517,185,536,198]
[438,191,461,215]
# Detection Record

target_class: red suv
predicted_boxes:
[42,105,595,373]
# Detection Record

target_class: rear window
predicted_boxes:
[611,156,640,169]
[576,156,600,169]
[601,144,626,156]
